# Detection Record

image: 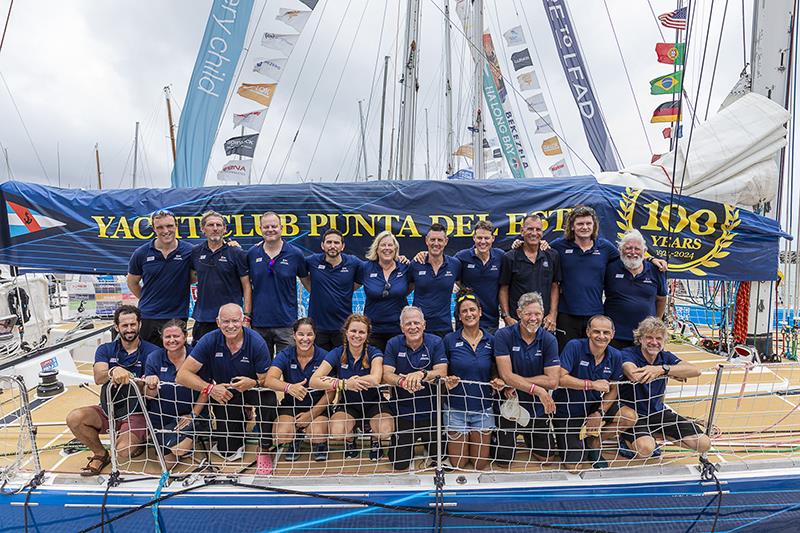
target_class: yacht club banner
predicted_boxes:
[0,178,789,280]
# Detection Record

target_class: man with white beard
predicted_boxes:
[603,230,667,349]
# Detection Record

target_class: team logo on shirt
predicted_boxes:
[200,254,207,260]
[110,357,118,363]
[511,346,520,352]
[455,341,464,347]
[398,352,407,358]
[174,254,183,260]
[341,364,349,369]
[417,271,427,276]
[290,364,297,369]
[215,352,223,358]
[317,264,326,269]
[241,357,250,363]
[341,267,349,273]
[146,256,155,262]
[615,273,624,278]
[542,261,549,267]
[490,265,498,270]
[565,249,573,254]
[444,271,453,277]
[592,250,600,255]
[369,272,378,278]
[160,366,168,372]
[219,256,228,262]
[280,259,289,265]
[467,264,476,269]
[580,360,590,366]
[256,257,263,263]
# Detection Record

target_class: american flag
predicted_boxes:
[658,7,688,30]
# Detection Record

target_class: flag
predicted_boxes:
[651,154,663,163]
[655,42,685,65]
[454,144,474,159]
[662,127,672,139]
[525,93,547,114]
[658,7,688,30]
[253,58,287,80]
[276,8,311,31]
[447,169,474,180]
[510,49,533,71]
[237,83,277,106]
[549,159,569,177]
[541,136,562,156]
[651,101,681,123]
[517,71,540,91]
[298,0,318,9]
[503,26,525,46]
[233,108,268,131]
[262,33,299,55]
[217,159,252,182]
[5,200,66,238]
[650,71,683,95]
[535,116,554,134]
[224,134,259,157]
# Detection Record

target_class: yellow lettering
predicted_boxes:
[308,214,329,237]
[688,209,717,236]
[641,200,661,231]
[343,214,374,237]
[551,208,571,232]
[452,214,474,237]
[429,215,454,235]
[93,216,115,238]
[372,214,400,234]
[506,213,526,235]
[110,217,133,239]
[132,217,154,239]
[232,214,254,237]
[281,214,300,237]
[182,216,203,239]
[660,204,689,233]
[397,215,421,237]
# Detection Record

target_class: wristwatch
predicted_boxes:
[499,309,508,319]
[662,364,671,376]
[420,369,429,380]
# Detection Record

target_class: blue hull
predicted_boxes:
[4,471,800,533]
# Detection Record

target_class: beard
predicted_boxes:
[621,256,644,271]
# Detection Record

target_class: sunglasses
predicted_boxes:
[381,281,391,298]
[457,294,477,303]
[151,209,175,218]
[267,258,276,274]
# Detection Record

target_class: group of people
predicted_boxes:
[66,207,711,476]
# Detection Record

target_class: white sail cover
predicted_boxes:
[597,93,789,207]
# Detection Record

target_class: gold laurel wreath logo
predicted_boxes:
[615,187,739,276]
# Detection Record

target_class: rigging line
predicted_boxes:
[740,0,747,69]
[0,71,50,183]
[514,0,580,173]
[0,0,11,56]
[601,0,654,157]
[295,0,367,183]
[487,0,543,176]
[702,0,730,121]
[256,0,331,184]
[647,0,668,42]
[362,0,389,129]
[426,0,594,174]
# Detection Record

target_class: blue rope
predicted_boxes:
[152,470,169,533]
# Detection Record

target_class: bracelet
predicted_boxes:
[528,383,536,395]
[284,383,290,394]
[398,377,406,388]
[243,316,252,323]
[584,379,591,391]
[329,379,338,391]
[338,379,346,392]
[201,383,214,396]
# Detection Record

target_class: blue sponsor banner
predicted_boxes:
[171,0,255,188]
[543,0,619,172]
[0,178,789,280]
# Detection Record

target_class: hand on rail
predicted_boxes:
[591,379,610,393]
[230,376,257,392]
[344,377,371,392]
[287,379,309,401]
[535,387,556,415]
[503,387,517,400]
[443,375,460,390]
[489,378,506,392]
[144,375,159,391]
[210,384,234,404]
[403,371,426,392]
[109,366,134,386]
[630,366,664,385]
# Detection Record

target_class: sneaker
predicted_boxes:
[210,442,245,462]
[313,443,329,462]
[256,453,273,475]
[651,445,662,458]
[592,458,609,469]
[368,440,382,462]
[618,438,636,460]
[282,441,301,462]
[344,440,360,459]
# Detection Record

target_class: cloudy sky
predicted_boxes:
[0,0,764,191]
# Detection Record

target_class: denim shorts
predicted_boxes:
[444,408,496,433]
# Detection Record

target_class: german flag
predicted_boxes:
[651,101,681,123]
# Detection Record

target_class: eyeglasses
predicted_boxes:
[267,258,276,274]
[381,281,391,298]
[151,209,175,218]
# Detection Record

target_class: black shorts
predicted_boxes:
[624,409,703,442]
[276,404,332,419]
[333,401,395,423]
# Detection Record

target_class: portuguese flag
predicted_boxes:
[655,42,685,65]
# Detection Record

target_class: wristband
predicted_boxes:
[398,377,406,388]
[243,316,252,323]
[584,379,591,391]
[284,383,290,394]
[330,379,338,391]
[202,383,214,396]
[528,383,536,395]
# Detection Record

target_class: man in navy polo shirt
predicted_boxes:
[127,209,193,347]
[455,220,505,332]
[191,211,251,343]
[553,315,637,467]
[604,230,667,349]
[177,303,276,475]
[383,306,448,470]
[66,305,160,476]
[410,223,461,338]
[247,211,309,355]
[618,317,710,458]
[499,214,560,333]
[494,292,561,464]
[304,228,363,349]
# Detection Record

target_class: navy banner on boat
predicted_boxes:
[170,0,255,188]
[543,0,619,172]
[0,179,789,280]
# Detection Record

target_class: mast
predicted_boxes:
[164,86,177,164]
[424,107,431,179]
[132,121,140,188]
[398,0,421,180]
[94,143,103,189]
[378,55,390,180]
[470,0,485,179]
[358,99,369,180]
[444,0,454,176]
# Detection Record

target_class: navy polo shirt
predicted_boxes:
[191,242,249,322]
[550,237,618,316]
[604,259,667,341]
[247,241,309,328]
[306,253,363,332]
[493,324,560,417]
[499,247,561,319]
[553,338,624,419]
[94,338,160,378]
[189,328,271,384]
[128,240,194,319]
[324,345,383,405]
[383,333,448,419]
[271,346,329,409]
[359,260,411,334]
[443,329,495,412]
[455,247,504,329]
[618,347,681,416]
[144,347,204,428]
[410,255,461,331]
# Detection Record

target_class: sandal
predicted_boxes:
[80,451,111,476]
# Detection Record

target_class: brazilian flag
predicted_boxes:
[650,71,683,95]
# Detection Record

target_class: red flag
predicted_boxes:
[651,154,663,164]
[662,127,672,139]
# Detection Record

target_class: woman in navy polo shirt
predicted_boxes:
[443,289,505,470]
[359,231,413,351]
[143,320,209,467]
[264,318,332,462]
[310,314,395,462]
